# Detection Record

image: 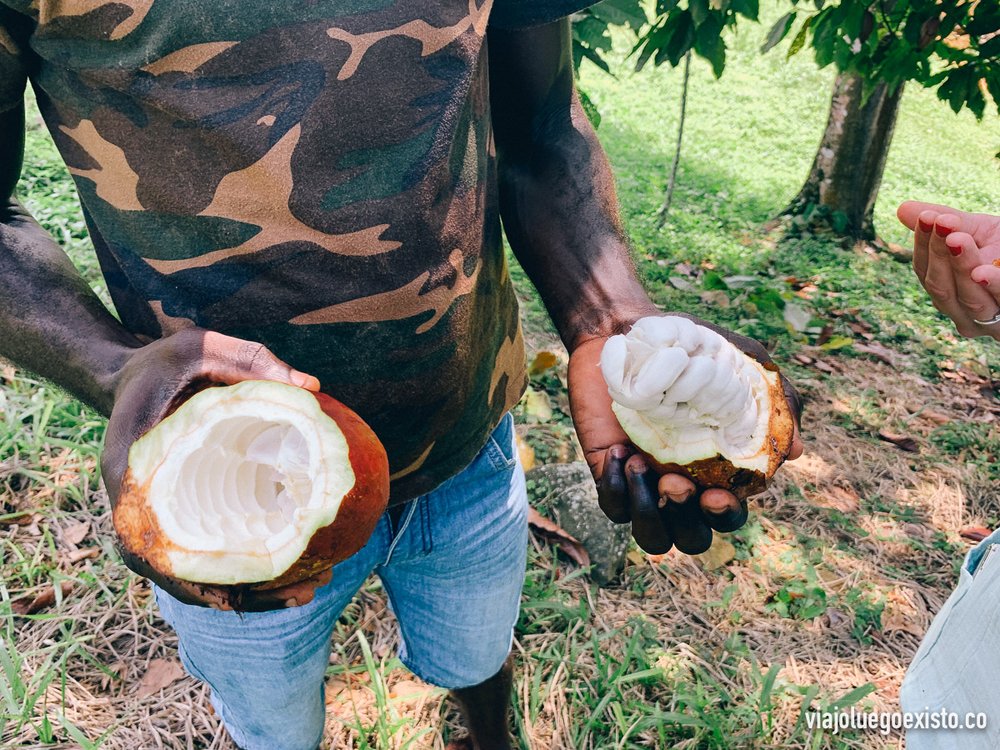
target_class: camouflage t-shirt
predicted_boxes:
[0,1,594,501]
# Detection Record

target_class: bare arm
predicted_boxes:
[488,21,802,554]
[0,103,140,414]
[488,20,658,351]
[2,105,326,609]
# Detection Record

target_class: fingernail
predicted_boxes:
[610,445,629,460]
[284,598,298,608]
[934,224,951,238]
[291,371,320,390]
[947,243,962,257]
[663,490,692,504]
[918,218,933,233]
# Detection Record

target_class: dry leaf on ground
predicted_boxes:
[61,520,90,546]
[135,659,186,699]
[11,581,74,615]
[527,507,590,567]
[528,351,559,376]
[696,536,736,570]
[877,430,920,453]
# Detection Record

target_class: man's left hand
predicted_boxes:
[568,314,803,555]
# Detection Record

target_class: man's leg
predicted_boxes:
[155,519,388,750]
[449,658,514,750]
[377,414,528,750]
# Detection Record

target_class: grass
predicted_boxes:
[3,2,1000,747]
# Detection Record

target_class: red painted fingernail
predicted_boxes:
[979,279,990,287]
[918,218,933,233]
[947,243,962,257]
[935,224,951,238]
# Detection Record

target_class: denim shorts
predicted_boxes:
[900,528,1000,748]
[155,413,528,750]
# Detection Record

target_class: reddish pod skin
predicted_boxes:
[113,389,390,595]
[254,392,389,590]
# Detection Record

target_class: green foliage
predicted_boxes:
[572,0,648,74]
[766,576,828,620]
[634,0,762,77]
[766,0,1000,119]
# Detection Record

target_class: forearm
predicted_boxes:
[497,95,657,352]
[0,197,140,415]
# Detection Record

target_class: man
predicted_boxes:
[0,2,801,748]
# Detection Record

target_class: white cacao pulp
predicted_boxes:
[600,316,793,492]
[114,380,389,587]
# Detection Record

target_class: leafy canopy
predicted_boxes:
[574,0,1000,119]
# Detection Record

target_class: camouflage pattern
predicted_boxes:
[0,0,591,500]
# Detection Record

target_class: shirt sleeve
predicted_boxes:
[0,8,30,113]
[488,0,600,30]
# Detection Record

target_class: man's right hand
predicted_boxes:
[102,327,328,611]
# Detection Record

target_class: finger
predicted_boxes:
[779,374,804,461]
[202,333,321,390]
[597,446,632,523]
[898,201,976,231]
[660,493,713,555]
[625,456,672,554]
[912,210,937,280]
[971,263,1000,297]
[700,489,749,532]
[658,474,694,507]
[921,215,981,335]
[945,232,999,324]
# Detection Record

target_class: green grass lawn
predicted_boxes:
[3,3,1000,748]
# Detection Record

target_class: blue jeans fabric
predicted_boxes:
[155,414,528,750]
[900,528,1000,748]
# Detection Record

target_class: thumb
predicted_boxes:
[203,333,321,391]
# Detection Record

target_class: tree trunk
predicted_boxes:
[786,71,904,241]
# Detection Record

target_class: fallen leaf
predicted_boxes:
[527,507,590,567]
[960,526,992,543]
[699,290,730,308]
[673,262,696,277]
[136,659,186,699]
[917,409,952,425]
[521,388,552,423]
[877,430,920,453]
[815,361,836,373]
[792,353,815,366]
[626,549,646,567]
[668,276,695,291]
[515,434,535,473]
[882,588,928,637]
[783,302,812,333]
[823,608,850,629]
[696,536,736,570]
[815,323,834,346]
[61,520,90,547]
[65,547,101,564]
[807,485,860,513]
[855,341,902,368]
[818,336,854,351]
[0,512,36,528]
[722,275,758,288]
[11,581,74,615]
[528,351,559,376]
[389,679,436,703]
